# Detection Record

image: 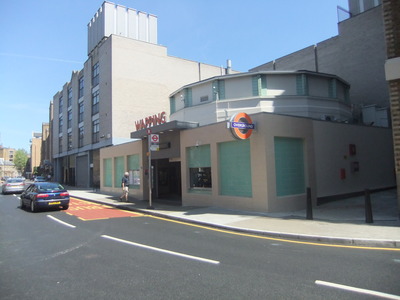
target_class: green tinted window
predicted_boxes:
[103,158,112,187]
[219,140,252,197]
[274,137,305,196]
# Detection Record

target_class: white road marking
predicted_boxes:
[315,280,400,299]
[101,235,220,265]
[47,215,76,228]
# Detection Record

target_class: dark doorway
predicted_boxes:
[153,159,181,202]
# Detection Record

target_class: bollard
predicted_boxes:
[306,187,313,220]
[365,189,374,223]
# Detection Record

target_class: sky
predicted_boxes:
[0,0,349,152]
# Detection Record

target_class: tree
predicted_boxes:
[14,149,29,174]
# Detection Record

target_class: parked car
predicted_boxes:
[20,182,70,212]
[34,176,46,182]
[2,178,26,194]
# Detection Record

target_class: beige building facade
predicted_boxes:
[100,111,395,213]
[51,2,229,188]
[100,71,394,213]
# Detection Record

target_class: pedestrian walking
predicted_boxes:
[120,172,129,202]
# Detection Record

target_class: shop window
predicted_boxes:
[103,158,112,187]
[114,156,125,188]
[190,167,212,188]
[128,154,140,189]
[187,145,212,192]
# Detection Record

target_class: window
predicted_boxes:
[78,102,84,123]
[296,74,309,96]
[68,132,72,150]
[78,76,84,98]
[59,96,63,114]
[187,145,212,191]
[103,158,112,187]
[92,90,99,115]
[169,96,176,114]
[219,140,252,197]
[67,110,72,129]
[183,88,192,107]
[200,96,209,102]
[78,126,84,147]
[212,80,225,101]
[252,75,267,96]
[58,136,63,153]
[67,87,72,107]
[328,79,337,98]
[128,154,140,189]
[92,62,99,86]
[92,119,99,143]
[274,137,305,197]
[59,116,63,133]
[114,157,124,188]
[189,167,212,188]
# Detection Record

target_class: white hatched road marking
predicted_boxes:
[315,280,400,299]
[101,235,220,265]
[47,215,76,228]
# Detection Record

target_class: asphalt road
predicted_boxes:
[1,193,399,300]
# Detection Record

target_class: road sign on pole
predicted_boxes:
[150,134,159,151]
[147,133,154,209]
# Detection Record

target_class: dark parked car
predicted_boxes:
[20,182,70,212]
[2,178,26,194]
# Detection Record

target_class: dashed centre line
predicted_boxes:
[101,234,220,265]
[315,280,400,299]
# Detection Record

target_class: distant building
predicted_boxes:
[0,146,17,178]
[30,132,42,175]
[250,0,387,125]
[0,146,15,162]
[382,0,400,214]
[51,2,229,188]
[40,122,52,177]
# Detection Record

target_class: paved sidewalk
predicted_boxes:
[68,187,400,248]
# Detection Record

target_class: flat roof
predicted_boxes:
[130,120,199,139]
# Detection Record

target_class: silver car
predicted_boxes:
[2,178,26,194]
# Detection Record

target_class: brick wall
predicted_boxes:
[383,0,400,214]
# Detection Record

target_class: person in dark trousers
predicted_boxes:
[119,172,129,202]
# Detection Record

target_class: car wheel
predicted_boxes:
[62,204,69,210]
[30,200,37,213]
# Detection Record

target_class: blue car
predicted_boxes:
[20,182,70,212]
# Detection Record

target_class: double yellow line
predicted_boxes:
[148,215,400,252]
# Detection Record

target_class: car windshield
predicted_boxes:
[8,179,24,183]
[36,183,65,192]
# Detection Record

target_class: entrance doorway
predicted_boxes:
[152,159,181,202]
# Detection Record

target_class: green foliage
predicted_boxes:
[14,149,29,173]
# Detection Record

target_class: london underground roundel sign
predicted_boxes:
[229,112,255,139]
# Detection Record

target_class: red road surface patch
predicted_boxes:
[66,197,142,221]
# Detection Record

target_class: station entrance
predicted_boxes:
[151,158,181,203]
